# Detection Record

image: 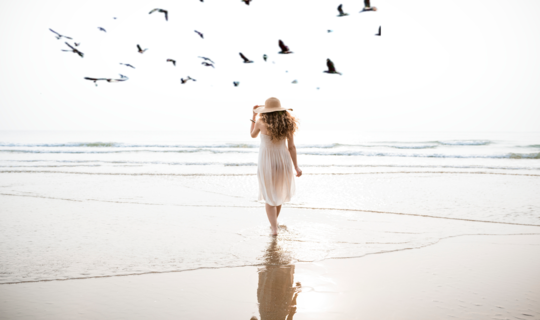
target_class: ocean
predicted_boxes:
[0,130,539,284]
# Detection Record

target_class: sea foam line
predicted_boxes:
[2,232,539,286]
[1,149,539,159]
[2,192,539,228]
[1,170,539,177]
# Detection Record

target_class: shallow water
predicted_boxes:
[0,130,539,284]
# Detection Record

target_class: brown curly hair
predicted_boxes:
[260,111,299,141]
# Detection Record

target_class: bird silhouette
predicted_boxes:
[84,77,106,86]
[84,77,127,86]
[166,59,176,66]
[337,4,349,16]
[194,30,204,39]
[324,59,342,75]
[149,8,168,21]
[375,26,381,36]
[242,0,251,5]
[292,80,298,84]
[62,42,84,58]
[181,76,196,84]
[137,44,148,54]
[328,30,333,33]
[119,74,128,79]
[239,52,253,63]
[233,81,240,87]
[361,0,377,12]
[74,42,80,47]
[49,28,72,40]
[98,27,106,32]
[198,56,214,64]
[120,63,135,69]
[278,40,293,54]
[263,54,268,62]
[201,62,214,68]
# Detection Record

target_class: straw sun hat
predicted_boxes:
[254,97,293,113]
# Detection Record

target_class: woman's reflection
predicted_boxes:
[256,237,301,320]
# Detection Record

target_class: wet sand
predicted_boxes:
[1,234,539,320]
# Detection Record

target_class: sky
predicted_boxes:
[0,0,539,132]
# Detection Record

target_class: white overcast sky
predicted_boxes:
[0,0,539,131]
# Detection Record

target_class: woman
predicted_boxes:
[251,97,302,236]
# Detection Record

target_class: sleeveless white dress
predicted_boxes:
[258,133,296,206]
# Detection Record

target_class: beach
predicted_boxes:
[0,130,539,319]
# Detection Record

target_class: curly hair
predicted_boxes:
[260,111,299,141]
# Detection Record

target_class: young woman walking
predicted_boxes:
[250,97,302,236]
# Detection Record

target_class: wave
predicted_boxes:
[1,148,539,159]
[0,140,493,149]
[434,140,491,146]
[1,161,539,170]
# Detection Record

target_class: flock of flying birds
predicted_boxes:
[49,0,380,87]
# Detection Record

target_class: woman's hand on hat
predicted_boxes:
[252,106,259,117]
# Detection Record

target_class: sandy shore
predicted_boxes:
[1,234,539,320]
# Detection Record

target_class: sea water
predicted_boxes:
[0,130,539,283]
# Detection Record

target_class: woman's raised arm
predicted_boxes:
[250,106,260,138]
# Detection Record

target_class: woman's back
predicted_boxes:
[258,132,295,206]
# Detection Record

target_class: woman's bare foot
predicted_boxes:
[271,226,278,236]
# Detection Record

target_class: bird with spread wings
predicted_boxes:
[62,42,84,58]
[149,8,168,21]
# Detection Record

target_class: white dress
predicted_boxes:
[258,133,296,206]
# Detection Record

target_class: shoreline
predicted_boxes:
[1,232,539,287]
[1,234,539,319]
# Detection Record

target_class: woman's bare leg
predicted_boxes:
[265,203,278,235]
[276,205,282,218]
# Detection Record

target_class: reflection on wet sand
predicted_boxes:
[256,237,301,320]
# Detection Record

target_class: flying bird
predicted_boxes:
[337,4,348,16]
[241,0,251,5]
[137,44,148,54]
[74,42,80,47]
[149,8,168,21]
[119,74,128,79]
[84,77,127,86]
[62,42,84,58]
[198,56,214,64]
[278,40,292,54]
[194,30,204,39]
[263,54,267,62]
[120,63,135,69]
[327,30,333,33]
[181,76,196,84]
[324,59,341,75]
[239,52,253,63]
[84,77,106,86]
[361,0,377,12]
[98,27,106,32]
[49,28,72,40]
[233,81,239,87]
[166,59,176,66]
[201,62,214,68]
[375,26,381,36]
[292,80,298,84]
